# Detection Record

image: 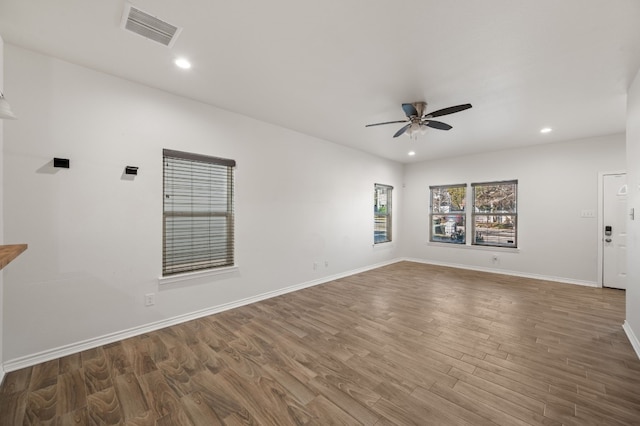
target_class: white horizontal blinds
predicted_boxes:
[471,179,517,191]
[163,149,235,276]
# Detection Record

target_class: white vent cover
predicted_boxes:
[120,4,182,47]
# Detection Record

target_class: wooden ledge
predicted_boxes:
[0,244,28,271]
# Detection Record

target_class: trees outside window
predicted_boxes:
[472,180,517,248]
[374,184,393,244]
[430,184,466,244]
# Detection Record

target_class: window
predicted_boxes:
[374,184,393,243]
[472,180,517,248]
[430,184,466,244]
[163,149,236,276]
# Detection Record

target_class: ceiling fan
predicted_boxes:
[366,102,472,138]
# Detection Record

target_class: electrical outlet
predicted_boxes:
[313,262,318,271]
[580,209,596,218]
[492,254,499,264]
[324,260,329,267]
[144,293,156,306]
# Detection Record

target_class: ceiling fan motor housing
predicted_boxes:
[412,102,427,117]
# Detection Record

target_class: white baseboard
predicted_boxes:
[2,257,601,372]
[0,366,5,387]
[623,320,640,360]
[3,258,402,372]
[402,257,598,287]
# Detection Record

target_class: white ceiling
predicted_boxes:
[1,0,639,163]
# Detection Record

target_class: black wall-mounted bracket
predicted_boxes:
[125,166,139,175]
[53,158,70,168]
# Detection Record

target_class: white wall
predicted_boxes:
[3,42,635,366]
[400,135,626,284]
[2,45,403,363]
[626,68,640,354]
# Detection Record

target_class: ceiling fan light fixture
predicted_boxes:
[406,122,428,139]
[407,122,422,139]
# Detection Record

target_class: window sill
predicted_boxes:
[427,241,520,253]
[373,241,394,250]
[159,265,239,288]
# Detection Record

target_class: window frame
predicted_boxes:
[162,149,236,276]
[429,184,467,245]
[471,180,518,248]
[374,183,393,244]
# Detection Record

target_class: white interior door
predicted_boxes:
[602,173,627,289]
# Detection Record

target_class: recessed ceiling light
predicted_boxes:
[540,127,552,134]
[408,151,416,156]
[174,58,191,69]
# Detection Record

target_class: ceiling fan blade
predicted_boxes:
[402,103,419,117]
[425,103,472,118]
[424,120,452,130]
[365,120,409,127]
[393,123,411,138]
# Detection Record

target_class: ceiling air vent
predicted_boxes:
[120,4,182,48]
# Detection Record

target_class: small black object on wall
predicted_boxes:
[53,158,70,168]
[125,166,138,175]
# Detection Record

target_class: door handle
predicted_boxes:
[605,238,612,243]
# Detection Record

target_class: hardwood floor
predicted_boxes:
[1,261,639,425]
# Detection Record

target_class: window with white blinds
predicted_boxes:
[163,149,236,276]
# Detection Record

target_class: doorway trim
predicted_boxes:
[597,170,626,288]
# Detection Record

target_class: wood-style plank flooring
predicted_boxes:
[1,261,640,425]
